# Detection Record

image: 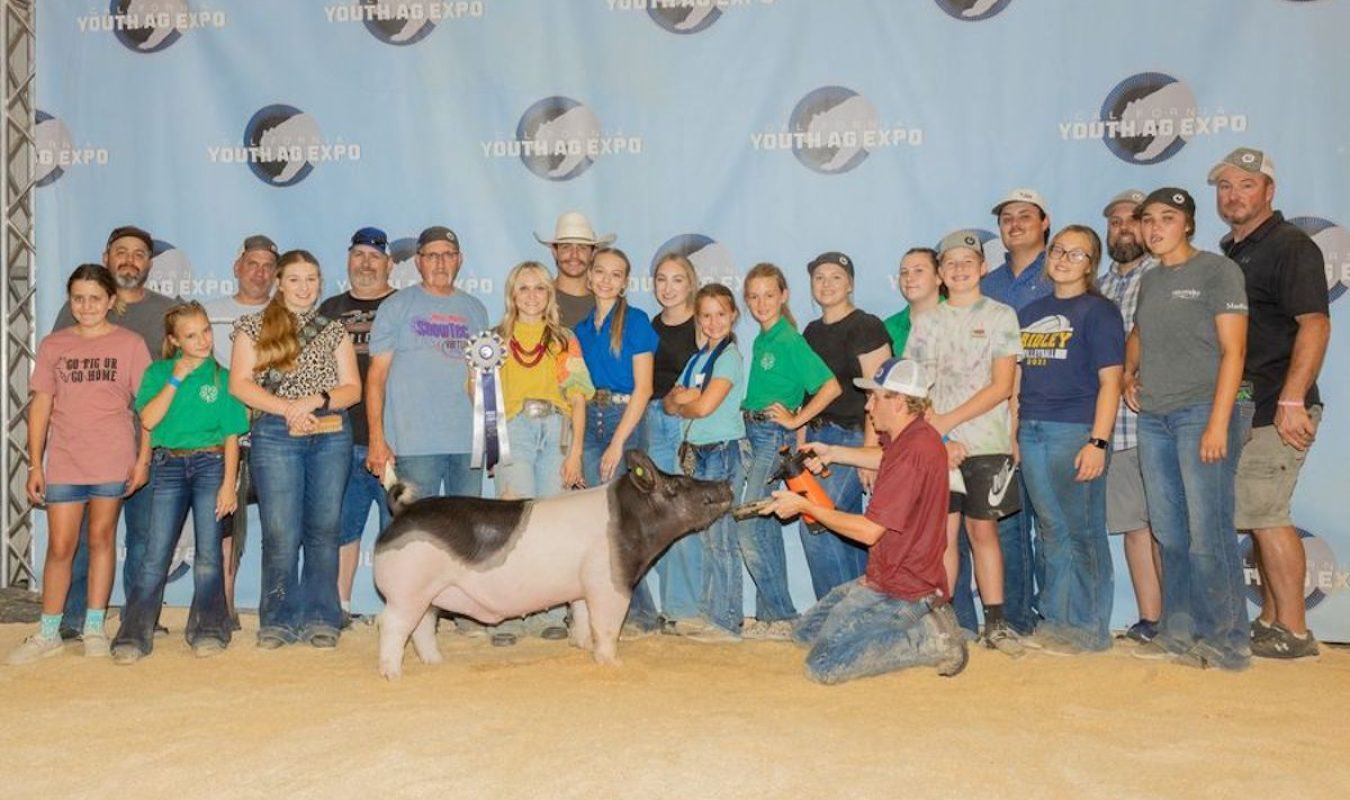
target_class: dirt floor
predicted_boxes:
[2,608,1347,800]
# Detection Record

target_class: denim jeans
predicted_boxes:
[695,440,748,634]
[496,413,566,499]
[398,452,480,499]
[998,485,1037,634]
[338,445,391,545]
[799,423,868,599]
[61,480,153,630]
[737,419,798,621]
[581,401,658,628]
[793,579,949,684]
[645,402,702,620]
[113,450,232,655]
[250,412,352,642]
[1137,402,1250,669]
[1018,421,1113,651]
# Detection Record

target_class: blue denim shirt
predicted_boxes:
[981,250,1052,312]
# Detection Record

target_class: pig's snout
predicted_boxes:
[705,481,734,513]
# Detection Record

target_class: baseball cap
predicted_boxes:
[806,251,854,277]
[240,234,278,255]
[106,225,153,252]
[349,226,388,254]
[936,229,984,260]
[1135,187,1196,220]
[1207,147,1276,185]
[991,188,1048,216]
[853,358,930,397]
[417,226,460,249]
[1101,189,1147,218]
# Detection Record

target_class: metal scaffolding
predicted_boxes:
[2,0,35,589]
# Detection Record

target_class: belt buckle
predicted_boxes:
[522,399,554,418]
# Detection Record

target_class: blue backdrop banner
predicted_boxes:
[32,1,1350,639]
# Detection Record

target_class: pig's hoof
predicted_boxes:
[569,635,594,651]
[416,649,444,665]
[592,652,623,667]
[379,660,404,680]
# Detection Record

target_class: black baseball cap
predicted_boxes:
[417,226,460,249]
[106,225,153,252]
[241,234,278,255]
[807,251,854,278]
[1134,187,1196,220]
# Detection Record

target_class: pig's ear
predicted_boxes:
[625,449,659,493]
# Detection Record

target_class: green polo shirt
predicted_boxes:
[134,358,250,449]
[742,317,834,411]
[885,297,944,358]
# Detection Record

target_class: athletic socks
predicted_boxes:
[83,608,106,635]
[40,613,61,640]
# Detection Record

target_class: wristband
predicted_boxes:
[1088,438,1109,450]
[167,375,183,388]
[320,390,332,410]
[1277,400,1304,408]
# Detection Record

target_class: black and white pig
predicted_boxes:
[372,450,733,679]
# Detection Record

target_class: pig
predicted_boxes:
[372,450,733,679]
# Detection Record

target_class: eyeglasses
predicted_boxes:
[1048,245,1091,265]
[418,251,460,262]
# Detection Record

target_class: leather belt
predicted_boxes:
[160,445,225,457]
[591,389,631,406]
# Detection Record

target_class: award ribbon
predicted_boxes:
[465,330,511,470]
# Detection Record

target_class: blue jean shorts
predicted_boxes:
[44,481,127,504]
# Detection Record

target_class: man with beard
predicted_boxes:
[319,227,397,627]
[203,233,277,625]
[535,211,615,329]
[50,225,179,638]
[1097,190,1162,644]
[1210,148,1330,661]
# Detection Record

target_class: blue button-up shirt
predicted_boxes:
[981,250,1052,311]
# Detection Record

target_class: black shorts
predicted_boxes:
[954,454,1021,521]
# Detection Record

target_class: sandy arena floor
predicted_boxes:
[2,608,1347,799]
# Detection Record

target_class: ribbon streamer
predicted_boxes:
[466,331,511,471]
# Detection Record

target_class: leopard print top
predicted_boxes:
[232,308,347,400]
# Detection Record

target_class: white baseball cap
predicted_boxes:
[991,187,1049,216]
[853,358,930,397]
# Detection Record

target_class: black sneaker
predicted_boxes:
[58,627,82,643]
[1118,619,1159,644]
[1251,623,1320,661]
[1250,618,1278,643]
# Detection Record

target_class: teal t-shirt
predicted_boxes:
[135,357,250,449]
[682,342,746,446]
[741,317,834,411]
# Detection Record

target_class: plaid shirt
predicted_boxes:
[1098,255,1156,451]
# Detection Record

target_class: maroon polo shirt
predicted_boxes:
[863,417,950,602]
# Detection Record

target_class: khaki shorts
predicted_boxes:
[1234,407,1320,530]
[1105,446,1149,534]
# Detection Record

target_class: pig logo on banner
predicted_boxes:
[933,0,1013,21]
[34,111,108,188]
[651,234,739,292]
[109,0,187,53]
[242,105,323,187]
[147,239,196,299]
[1098,73,1199,165]
[1289,216,1350,303]
[515,97,604,181]
[788,86,881,175]
[1239,528,1341,612]
[648,5,723,34]
[361,0,438,45]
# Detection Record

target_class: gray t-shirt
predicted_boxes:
[203,295,269,366]
[367,284,489,456]
[556,289,595,331]
[53,289,178,358]
[1135,250,1248,414]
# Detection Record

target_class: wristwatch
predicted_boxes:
[1088,437,1109,450]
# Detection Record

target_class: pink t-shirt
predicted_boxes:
[31,325,150,484]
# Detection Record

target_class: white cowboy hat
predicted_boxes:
[534,211,616,247]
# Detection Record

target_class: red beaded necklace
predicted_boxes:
[509,335,546,368]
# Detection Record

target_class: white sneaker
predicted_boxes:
[7,632,64,665]
[743,619,794,641]
[82,630,111,658]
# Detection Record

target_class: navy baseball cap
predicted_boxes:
[350,226,388,254]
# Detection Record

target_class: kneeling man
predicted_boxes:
[762,358,967,684]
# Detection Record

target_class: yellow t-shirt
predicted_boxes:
[500,321,594,418]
